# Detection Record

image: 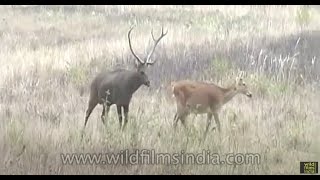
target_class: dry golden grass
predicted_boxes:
[0,5,319,175]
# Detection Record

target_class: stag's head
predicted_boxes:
[232,77,252,98]
[127,26,168,87]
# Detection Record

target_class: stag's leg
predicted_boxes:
[101,103,105,124]
[84,97,98,129]
[101,103,110,126]
[122,105,129,130]
[116,105,123,130]
[213,112,221,133]
[204,113,213,139]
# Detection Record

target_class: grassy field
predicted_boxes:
[0,5,320,175]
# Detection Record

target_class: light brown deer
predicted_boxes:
[83,26,168,131]
[171,77,252,137]
[170,80,214,125]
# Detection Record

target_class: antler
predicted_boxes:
[145,26,168,65]
[128,26,144,65]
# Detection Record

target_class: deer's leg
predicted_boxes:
[174,103,187,129]
[191,114,197,122]
[213,112,221,133]
[203,113,213,139]
[116,105,123,130]
[173,113,179,129]
[84,97,98,129]
[179,112,188,129]
[122,104,129,130]
[173,113,188,129]
[173,101,179,128]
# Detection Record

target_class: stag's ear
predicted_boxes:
[146,58,156,66]
[134,60,144,70]
[134,60,139,69]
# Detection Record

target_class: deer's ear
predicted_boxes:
[235,77,239,84]
[235,77,243,84]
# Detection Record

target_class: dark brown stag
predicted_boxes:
[83,26,168,130]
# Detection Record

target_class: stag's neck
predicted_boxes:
[130,82,143,94]
[220,86,238,105]
[128,74,143,94]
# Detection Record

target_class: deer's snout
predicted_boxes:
[246,92,252,98]
[145,80,150,87]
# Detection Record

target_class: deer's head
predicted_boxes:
[233,77,252,98]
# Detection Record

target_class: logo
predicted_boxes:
[300,162,318,174]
